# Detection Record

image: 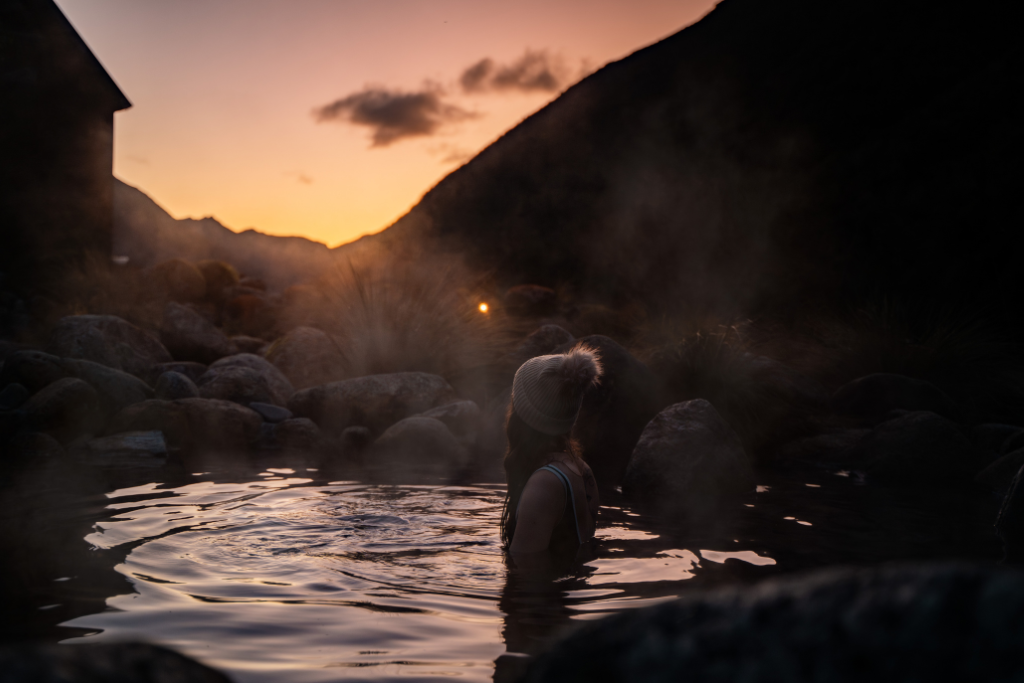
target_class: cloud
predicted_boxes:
[460,50,569,94]
[313,85,476,147]
[284,171,313,185]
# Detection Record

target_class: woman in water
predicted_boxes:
[500,345,602,562]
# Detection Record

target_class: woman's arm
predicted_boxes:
[509,469,566,555]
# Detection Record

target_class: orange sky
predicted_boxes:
[56,0,719,247]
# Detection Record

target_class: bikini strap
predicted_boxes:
[537,464,583,545]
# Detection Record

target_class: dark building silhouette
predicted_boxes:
[0,0,130,297]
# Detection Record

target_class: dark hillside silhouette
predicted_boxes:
[0,0,130,295]
[363,0,1024,336]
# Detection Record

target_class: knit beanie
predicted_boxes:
[511,345,603,435]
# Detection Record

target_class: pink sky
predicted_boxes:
[56,0,718,246]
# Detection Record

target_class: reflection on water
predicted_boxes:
[0,456,1004,682]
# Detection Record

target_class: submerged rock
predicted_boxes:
[0,642,231,683]
[289,371,457,436]
[833,373,959,422]
[265,326,348,390]
[367,416,470,478]
[155,371,200,400]
[46,314,172,378]
[554,335,661,488]
[623,399,754,520]
[522,564,1024,683]
[160,302,233,364]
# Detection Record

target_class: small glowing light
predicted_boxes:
[478,302,489,313]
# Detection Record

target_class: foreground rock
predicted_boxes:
[521,564,1024,683]
[367,416,470,478]
[289,372,457,436]
[623,399,754,519]
[0,642,231,683]
[833,373,959,422]
[976,449,1024,497]
[854,411,982,486]
[553,335,661,488]
[160,302,233,364]
[266,326,348,390]
[205,353,294,405]
[46,315,172,378]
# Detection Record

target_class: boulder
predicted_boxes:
[775,428,871,468]
[417,400,481,437]
[265,325,347,390]
[250,401,292,423]
[195,259,240,301]
[206,353,294,405]
[833,373,960,422]
[367,416,470,478]
[257,417,322,452]
[521,564,1024,683]
[197,365,276,407]
[148,361,208,385]
[23,377,104,444]
[160,302,233,364]
[0,382,29,410]
[229,335,269,355]
[623,399,754,519]
[289,371,457,436]
[143,258,206,302]
[996,465,1024,557]
[748,355,830,410]
[504,284,557,316]
[84,431,168,467]
[4,432,64,459]
[46,314,172,378]
[0,349,66,393]
[0,642,231,683]
[855,411,982,486]
[508,324,575,368]
[109,400,190,450]
[553,335,662,488]
[176,397,262,451]
[155,371,200,400]
[976,449,1024,497]
[972,423,1024,455]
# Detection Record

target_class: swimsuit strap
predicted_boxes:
[537,464,583,545]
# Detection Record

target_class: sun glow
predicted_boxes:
[478,303,489,313]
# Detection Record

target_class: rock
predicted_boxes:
[0,351,152,418]
[144,258,206,302]
[176,397,262,452]
[976,448,1024,497]
[833,373,959,422]
[972,423,1024,455]
[195,259,240,301]
[155,371,200,400]
[855,411,981,486]
[207,353,294,405]
[290,371,457,437]
[623,399,754,519]
[367,416,470,478]
[239,276,266,291]
[47,314,172,378]
[148,361,208,385]
[5,432,64,459]
[109,400,190,450]
[85,431,168,467]
[258,417,322,452]
[504,284,557,316]
[748,355,830,409]
[996,465,1024,557]
[224,293,274,338]
[775,428,871,467]
[229,335,269,355]
[0,382,28,410]
[1001,430,1024,455]
[341,425,374,453]
[521,564,1024,683]
[479,386,513,459]
[0,642,232,683]
[553,335,662,488]
[250,401,292,423]
[417,400,481,437]
[508,324,575,367]
[23,377,104,444]
[198,365,275,407]
[160,302,233,364]
[265,326,348,390]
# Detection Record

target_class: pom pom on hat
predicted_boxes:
[512,345,602,435]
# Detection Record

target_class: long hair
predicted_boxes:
[499,405,582,548]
